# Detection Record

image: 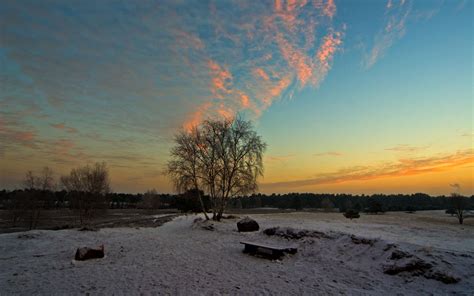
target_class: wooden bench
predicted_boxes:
[240,241,297,259]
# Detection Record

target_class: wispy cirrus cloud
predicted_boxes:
[364,0,446,68]
[385,144,429,153]
[314,151,343,157]
[263,149,474,188]
[266,154,296,162]
[364,0,411,69]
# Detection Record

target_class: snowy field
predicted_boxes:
[0,211,473,295]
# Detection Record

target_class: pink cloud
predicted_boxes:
[264,76,292,107]
[208,60,233,98]
[254,68,270,81]
[51,123,78,133]
[323,0,336,18]
[183,102,212,132]
[277,34,313,87]
[274,0,283,11]
[14,131,36,142]
[238,91,250,108]
[178,1,343,130]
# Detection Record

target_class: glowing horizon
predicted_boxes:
[1,0,472,195]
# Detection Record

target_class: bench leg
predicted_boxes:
[243,245,257,253]
[272,250,284,259]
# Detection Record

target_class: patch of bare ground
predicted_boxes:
[0,209,179,233]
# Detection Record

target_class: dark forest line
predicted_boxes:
[1,189,473,212]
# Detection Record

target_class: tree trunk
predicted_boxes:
[196,188,209,220]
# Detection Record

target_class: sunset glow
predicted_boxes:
[0,0,472,195]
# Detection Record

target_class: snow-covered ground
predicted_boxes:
[0,211,473,295]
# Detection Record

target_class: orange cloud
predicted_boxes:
[263,75,292,107]
[14,131,36,142]
[323,0,336,18]
[254,68,270,81]
[277,34,312,86]
[263,149,474,188]
[180,1,343,130]
[238,91,250,108]
[183,102,212,132]
[274,0,282,11]
[317,32,342,65]
[217,105,234,119]
[51,123,78,133]
[208,60,233,98]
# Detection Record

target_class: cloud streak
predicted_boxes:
[51,123,78,134]
[314,151,343,157]
[365,0,411,68]
[385,144,428,153]
[263,149,474,188]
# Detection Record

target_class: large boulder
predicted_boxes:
[237,217,259,232]
[75,245,105,261]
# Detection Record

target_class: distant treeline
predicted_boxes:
[0,189,472,212]
[230,193,474,212]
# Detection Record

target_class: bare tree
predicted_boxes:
[140,189,161,211]
[450,193,468,225]
[167,117,266,221]
[61,162,111,225]
[10,167,56,229]
[38,167,55,191]
[23,171,37,189]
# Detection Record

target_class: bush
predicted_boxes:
[343,209,360,220]
[176,189,210,213]
[365,200,384,214]
[445,208,456,216]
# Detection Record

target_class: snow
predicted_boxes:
[0,211,473,295]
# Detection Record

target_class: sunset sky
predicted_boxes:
[1,0,472,195]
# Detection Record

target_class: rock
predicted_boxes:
[351,235,376,246]
[383,259,432,275]
[237,217,259,232]
[263,227,277,236]
[390,250,412,260]
[78,226,98,232]
[383,244,397,251]
[75,245,105,261]
[202,224,215,231]
[425,271,460,284]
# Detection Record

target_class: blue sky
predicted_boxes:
[0,0,472,194]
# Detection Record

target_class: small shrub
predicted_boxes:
[343,209,360,220]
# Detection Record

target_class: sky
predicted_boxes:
[0,0,472,196]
